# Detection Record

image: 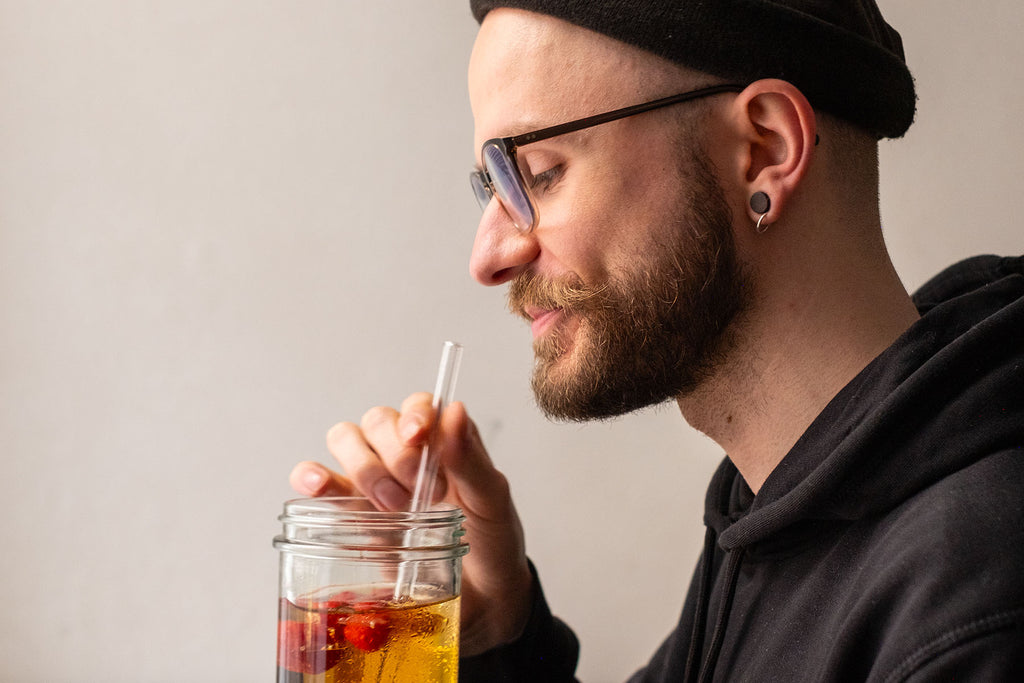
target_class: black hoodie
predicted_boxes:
[461,254,1024,682]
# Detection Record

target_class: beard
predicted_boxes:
[507,150,750,421]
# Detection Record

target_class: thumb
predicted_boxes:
[435,401,532,654]
[436,402,513,522]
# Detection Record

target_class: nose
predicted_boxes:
[468,200,540,286]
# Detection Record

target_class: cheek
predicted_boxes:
[537,143,682,279]
[581,158,678,251]
[540,199,652,283]
[542,191,623,278]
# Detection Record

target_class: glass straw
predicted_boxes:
[395,341,463,600]
[409,341,463,512]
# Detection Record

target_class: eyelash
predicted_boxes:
[528,165,563,194]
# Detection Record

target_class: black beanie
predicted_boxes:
[469,0,916,139]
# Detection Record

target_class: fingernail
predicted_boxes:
[399,416,424,444]
[303,470,326,494]
[373,478,410,511]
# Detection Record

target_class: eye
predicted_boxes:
[527,165,563,194]
[519,149,564,195]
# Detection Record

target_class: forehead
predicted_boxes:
[468,9,694,147]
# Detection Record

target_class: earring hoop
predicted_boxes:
[756,212,769,233]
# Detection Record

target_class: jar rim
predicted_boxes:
[274,497,468,559]
[279,496,465,524]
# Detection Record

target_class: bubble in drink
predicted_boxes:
[277,588,460,682]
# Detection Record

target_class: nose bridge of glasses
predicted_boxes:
[470,169,493,211]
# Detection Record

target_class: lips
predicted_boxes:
[509,272,587,341]
[525,306,562,339]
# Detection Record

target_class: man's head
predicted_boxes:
[469,0,916,140]
[466,2,913,421]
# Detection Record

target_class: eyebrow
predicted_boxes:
[476,115,551,151]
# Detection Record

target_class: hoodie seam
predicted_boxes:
[880,607,1024,683]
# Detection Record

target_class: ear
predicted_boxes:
[728,79,817,227]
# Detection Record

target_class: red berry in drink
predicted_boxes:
[344,613,391,652]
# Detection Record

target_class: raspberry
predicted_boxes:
[344,613,391,652]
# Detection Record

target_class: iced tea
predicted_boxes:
[277,587,460,682]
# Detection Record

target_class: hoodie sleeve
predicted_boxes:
[887,609,1024,682]
[459,560,581,682]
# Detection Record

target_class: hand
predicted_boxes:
[289,394,534,656]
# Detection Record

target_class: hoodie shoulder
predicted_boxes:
[912,254,1024,314]
[717,254,1024,550]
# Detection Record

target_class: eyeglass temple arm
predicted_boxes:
[509,83,744,147]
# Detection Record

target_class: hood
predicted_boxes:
[706,254,1024,552]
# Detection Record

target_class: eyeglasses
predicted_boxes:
[470,83,744,232]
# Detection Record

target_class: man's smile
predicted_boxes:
[525,305,563,339]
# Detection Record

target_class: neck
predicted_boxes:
[677,225,920,494]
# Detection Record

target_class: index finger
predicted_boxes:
[397,391,437,446]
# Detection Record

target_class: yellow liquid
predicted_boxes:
[278,592,459,683]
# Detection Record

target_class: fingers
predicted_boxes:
[289,460,357,497]
[317,392,441,511]
[326,418,412,510]
[312,395,506,519]
[396,392,436,445]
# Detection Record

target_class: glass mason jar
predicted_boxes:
[274,497,469,683]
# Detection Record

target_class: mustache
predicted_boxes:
[507,271,609,321]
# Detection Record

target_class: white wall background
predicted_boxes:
[1,1,1020,681]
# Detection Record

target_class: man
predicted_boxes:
[291,1,1024,680]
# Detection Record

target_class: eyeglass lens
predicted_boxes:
[478,143,535,231]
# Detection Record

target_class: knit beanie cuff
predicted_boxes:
[470,0,916,139]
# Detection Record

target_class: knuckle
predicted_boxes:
[360,405,395,432]
[326,421,361,451]
[400,392,435,416]
[403,391,433,406]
